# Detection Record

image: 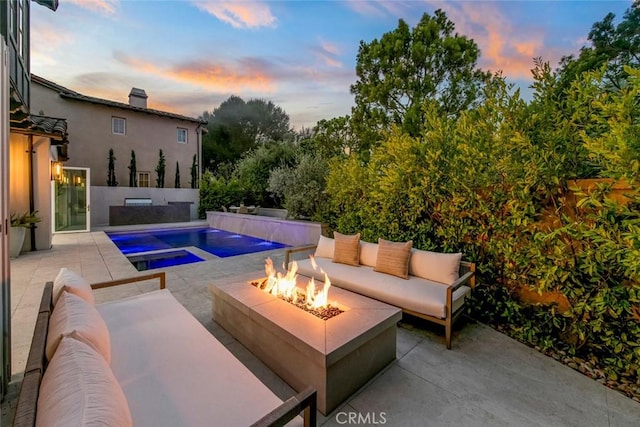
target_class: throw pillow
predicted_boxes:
[36,337,132,427]
[374,239,413,279]
[409,250,462,285]
[46,291,111,363]
[332,232,361,266]
[53,267,94,306]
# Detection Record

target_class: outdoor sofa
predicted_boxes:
[286,234,476,349]
[13,269,316,426]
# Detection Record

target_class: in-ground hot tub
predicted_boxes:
[210,271,402,415]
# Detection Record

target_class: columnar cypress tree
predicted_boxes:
[190,154,198,189]
[155,149,165,188]
[128,150,137,187]
[175,161,181,188]
[107,148,118,186]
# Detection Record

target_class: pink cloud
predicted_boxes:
[65,0,119,15]
[192,0,276,28]
[312,40,343,68]
[113,51,276,92]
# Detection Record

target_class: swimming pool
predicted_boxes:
[107,227,289,267]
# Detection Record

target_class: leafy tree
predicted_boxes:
[234,142,296,207]
[107,148,117,187]
[299,116,357,159]
[267,153,328,219]
[190,154,198,189]
[174,161,181,188]
[350,10,490,146]
[201,96,291,170]
[558,0,639,91]
[155,149,165,188]
[128,150,137,187]
[246,98,291,142]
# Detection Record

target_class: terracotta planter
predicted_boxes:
[9,226,26,258]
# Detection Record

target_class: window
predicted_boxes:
[112,117,126,135]
[177,128,188,144]
[10,1,26,58]
[138,172,150,188]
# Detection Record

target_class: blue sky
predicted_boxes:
[31,0,633,129]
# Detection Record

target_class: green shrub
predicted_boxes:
[267,153,328,219]
[198,171,244,218]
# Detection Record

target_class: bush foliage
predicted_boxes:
[322,67,640,381]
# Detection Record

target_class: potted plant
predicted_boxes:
[10,211,41,258]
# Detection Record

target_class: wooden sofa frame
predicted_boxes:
[285,245,476,350]
[12,272,317,427]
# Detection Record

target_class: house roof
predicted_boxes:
[30,115,69,144]
[31,74,207,125]
[33,0,58,11]
[11,113,69,144]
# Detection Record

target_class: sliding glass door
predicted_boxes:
[53,167,90,233]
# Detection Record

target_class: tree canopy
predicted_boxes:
[558,0,639,91]
[201,96,291,171]
[350,10,490,146]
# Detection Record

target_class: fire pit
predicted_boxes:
[210,267,402,415]
[250,257,343,320]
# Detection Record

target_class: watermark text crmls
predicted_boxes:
[335,411,387,425]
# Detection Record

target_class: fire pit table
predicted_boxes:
[210,271,402,415]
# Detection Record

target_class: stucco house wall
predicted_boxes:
[8,133,54,252]
[31,78,204,189]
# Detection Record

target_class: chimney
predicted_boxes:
[128,88,148,108]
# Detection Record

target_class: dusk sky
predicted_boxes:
[31,0,633,129]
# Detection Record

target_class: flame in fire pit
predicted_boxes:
[262,257,332,309]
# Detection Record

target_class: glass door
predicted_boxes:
[53,167,90,233]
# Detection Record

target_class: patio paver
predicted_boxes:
[3,222,640,426]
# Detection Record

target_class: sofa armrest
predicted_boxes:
[457,261,476,289]
[450,270,474,292]
[90,272,166,291]
[284,245,318,267]
[251,386,317,427]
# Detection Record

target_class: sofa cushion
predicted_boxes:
[53,267,94,307]
[409,250,462,285]
[36,337,132,427]
[374,239,412,279]
[314,235,335,259]
[296,258,470,319]
[46,291,111,363]
[333,232,360,266]
[359,241,378,267]
[97,289,287,426]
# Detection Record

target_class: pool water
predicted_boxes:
[107,227,289,259]
[127,250,205,271]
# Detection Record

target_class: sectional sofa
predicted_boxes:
[286,235,476,349]
[13,269,316,426]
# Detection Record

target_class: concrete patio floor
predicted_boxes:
[3,223,640,426]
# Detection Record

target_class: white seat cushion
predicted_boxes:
[97,289,289,427]
[295,258,469,319]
